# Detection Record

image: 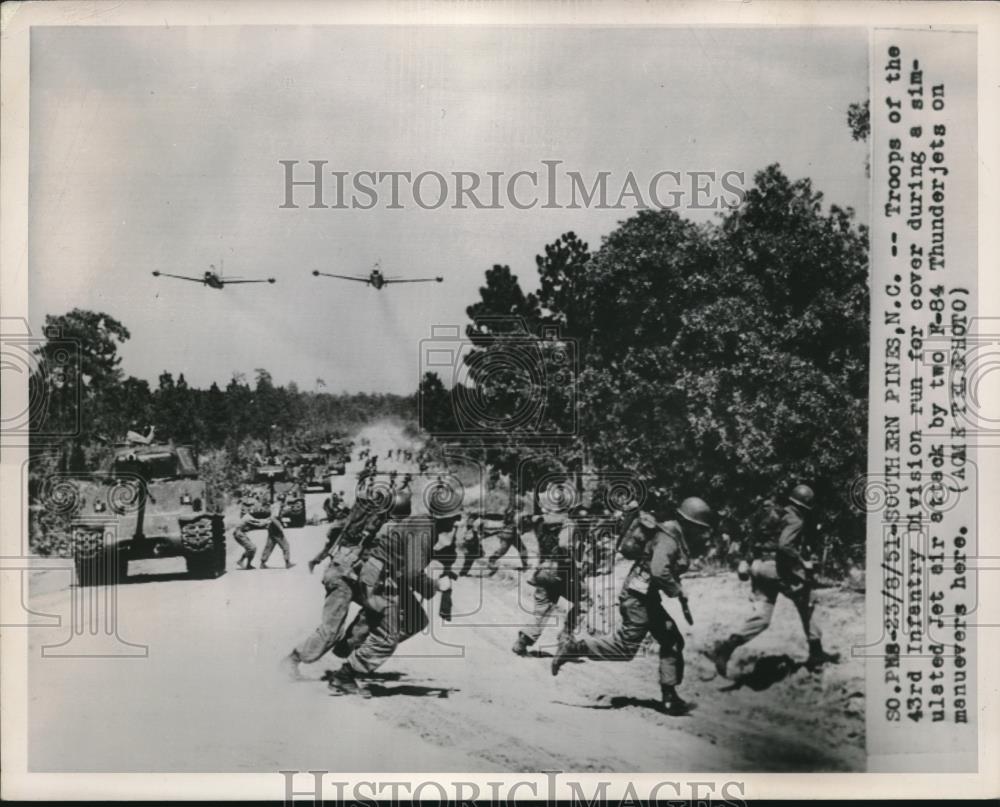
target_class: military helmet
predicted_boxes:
[676,496,714,528]
[789,484,815,510]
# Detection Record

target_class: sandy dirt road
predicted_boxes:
[27,429,865,773]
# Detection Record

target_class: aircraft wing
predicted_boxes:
[221,278,276,285]
[312,271,372,284]
[151,271,206,283]
[383,277,444,284]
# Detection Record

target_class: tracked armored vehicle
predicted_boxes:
[67,444,225,585]
[294,451,333,492]
[320,441,349,478]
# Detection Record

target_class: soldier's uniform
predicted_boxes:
[457,515,484,577]
[327,515,445,692]
[284,494,379,672]
[486,505,530,574]
[511,513,587,655]
[709,491,839,674]
[232,510,267,569]
[559,517,690,690]
[260,498,293,568]
[309,503,350,572]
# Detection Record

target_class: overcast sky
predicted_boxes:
[30,26,869,395]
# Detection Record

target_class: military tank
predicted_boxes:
[320,442,348,478]
[65,443,225,585]
[293,451,332,493]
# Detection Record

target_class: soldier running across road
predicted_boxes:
[281,477,406,679]
[260,494,294,569]
[310,495,352,573]
[457,513,484,577]
[325,511,460,696]
[551,497,714,716]
[486,503,530,575]
[705,484,840,676]
[511,506,590,657]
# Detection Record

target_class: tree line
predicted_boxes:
[420,163,869,571]
[28,310,413,475]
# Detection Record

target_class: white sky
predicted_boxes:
[30,26,869,394]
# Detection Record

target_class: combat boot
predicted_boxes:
[327,663,361,696]
[805,640,841,672]
[511,633,532,657]
[280,651,304,681]
[551,636,579,676]
[661,685,694,716]
[705,635,742,678]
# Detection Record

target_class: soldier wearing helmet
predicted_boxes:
[325,512,456,696]
[281,478,392,680]
[552,496,714,716]
[706,483,839,677]
[485,500,531,575]
[511,504,591,658]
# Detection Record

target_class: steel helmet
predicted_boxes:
[789,484,815,510]
[676,497,714,528]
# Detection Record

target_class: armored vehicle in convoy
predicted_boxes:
[292,451,334,492]
[68,443,226,585]
[321,441,348,477]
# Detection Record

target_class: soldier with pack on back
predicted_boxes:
[281,471,413,679]
[325,499,463,695]
[705,484,840,676]
[552,496,714,717]
[511,504,593,658]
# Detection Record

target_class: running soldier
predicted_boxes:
[309,495,352,573]
[705,484,840,676]
[281,479,402,678]
[457,513,484,577]
[511,506,590,657]
[325,511,459,695]
[486,503,530,574]
[260,494,294,569]
[551,497,714,716]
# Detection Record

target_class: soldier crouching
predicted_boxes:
[279,486,386,679]
[325,511,460,695]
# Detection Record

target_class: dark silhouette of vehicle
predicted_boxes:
[67,444,225,585]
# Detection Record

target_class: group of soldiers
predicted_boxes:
[260,456,840,715]
[231,493,295,570]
